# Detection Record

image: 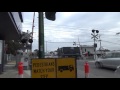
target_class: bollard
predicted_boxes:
[18,62,23,78]
[84,62,89,78]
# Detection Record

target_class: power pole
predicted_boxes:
[78,37,83,59]
[99,35,102,57]
[38,12,44,58]
[73,37,83,59]
[91,29,99,60]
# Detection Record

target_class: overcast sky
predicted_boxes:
[22,12,120,52]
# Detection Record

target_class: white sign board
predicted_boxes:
[21,52,29,66]
[23,57,29,66]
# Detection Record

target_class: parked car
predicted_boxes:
[95,51,120,70]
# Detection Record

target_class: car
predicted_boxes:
[95,51,120,70]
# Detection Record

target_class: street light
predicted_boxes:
[91,29,99,60]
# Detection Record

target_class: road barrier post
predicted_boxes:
[84,62,89,78]
[18,62,23,78]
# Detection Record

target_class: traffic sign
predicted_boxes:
[31,59,56,78]
[31,58,77,78]
[56,58,77,78]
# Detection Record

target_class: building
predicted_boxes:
[81,45,95,55]
[81,45,111,59]
[57,45,96,60]
[0,12,23,74]
[0,12,23,40]
[96,49,110,57]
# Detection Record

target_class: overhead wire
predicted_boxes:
[47,41,93,43]
[102,40,120,45]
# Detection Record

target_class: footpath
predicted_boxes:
[0,60,30,78]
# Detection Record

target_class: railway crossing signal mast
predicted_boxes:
[91,29,99,60]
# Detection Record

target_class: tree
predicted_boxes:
[5,40,24,55]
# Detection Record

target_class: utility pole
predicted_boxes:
[78,37,83,59]
[38,12,44,58]
[99,35,102,57]
[73,37,83,59]
[91,29,99,60]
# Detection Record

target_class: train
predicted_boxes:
[57,47,81,59]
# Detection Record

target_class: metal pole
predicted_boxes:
[94,32,96,60]
[38,12,44,58]
[78,37,83,59]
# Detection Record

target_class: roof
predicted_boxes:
[109,51,120,53]
[60,45,94,48]
[81,45,94,48]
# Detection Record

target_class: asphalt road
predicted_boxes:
[77,60,120,78]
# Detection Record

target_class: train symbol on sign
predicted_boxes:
[58,65,74,72]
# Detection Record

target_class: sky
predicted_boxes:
[22,12,120,52]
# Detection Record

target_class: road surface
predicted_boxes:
[77,60,120,78]
[24,59,120,78]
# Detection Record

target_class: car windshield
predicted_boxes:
[105,52,113,58]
